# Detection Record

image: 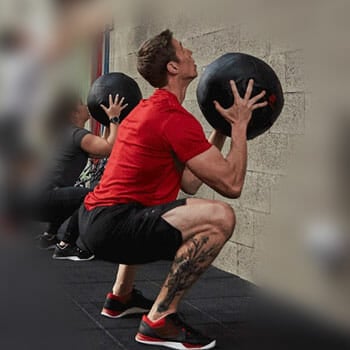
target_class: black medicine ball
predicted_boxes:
[87,72,142,126]
[196,53,284,139]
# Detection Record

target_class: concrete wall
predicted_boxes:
[109,3,305,282]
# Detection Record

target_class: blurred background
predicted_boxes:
[0,0,349,346]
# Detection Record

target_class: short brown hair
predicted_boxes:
[137,29,178,88]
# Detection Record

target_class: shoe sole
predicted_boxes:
[52,255,95,261]
[101,307,150,319]
[135,334,216,350]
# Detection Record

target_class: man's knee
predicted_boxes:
[211,201,235,240]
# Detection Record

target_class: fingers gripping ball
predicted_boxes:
[196,53,284,139]
[88,73,142,126]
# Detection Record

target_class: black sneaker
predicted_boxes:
[135,313,216,349]
[36,232,59,250]
[101,289,153,318]
[52,244,95,261]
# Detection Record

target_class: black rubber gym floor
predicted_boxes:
[1,240,349,350]
[52,258,257,350]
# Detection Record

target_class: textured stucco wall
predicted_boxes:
[109,4,305,282]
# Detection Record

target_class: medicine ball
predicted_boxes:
[196,53,284,139]
[87,72,142,126]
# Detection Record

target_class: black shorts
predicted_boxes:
[76,199,186,264]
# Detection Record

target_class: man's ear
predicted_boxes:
[167,61,178,75]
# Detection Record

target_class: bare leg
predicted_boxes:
[101,264,148,319]
[148,198,235,321]
[112,264,138,296]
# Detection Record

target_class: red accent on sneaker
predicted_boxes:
[101,307,121,317]
[106,293,121,301]
[106,291,132,303]
[136,333,163,342]
[142,314,166,328]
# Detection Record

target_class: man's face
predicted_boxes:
[171,38,198,80]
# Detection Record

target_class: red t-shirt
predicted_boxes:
[84,89,211,210]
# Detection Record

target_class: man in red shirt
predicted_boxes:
[78,29,267,349]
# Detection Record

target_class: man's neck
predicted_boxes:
[162,79,191,104]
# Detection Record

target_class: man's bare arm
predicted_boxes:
[185,79,267,198]
[180,130,226,195]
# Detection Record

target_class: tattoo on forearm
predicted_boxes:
[157,236,221,313]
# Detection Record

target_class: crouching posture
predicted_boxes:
[77,29,267,349]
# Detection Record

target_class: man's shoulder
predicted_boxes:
[149,89,194,117]
[168,105,199,124]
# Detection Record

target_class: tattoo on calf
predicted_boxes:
[157,236,221,313]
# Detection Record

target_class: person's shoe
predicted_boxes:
[36,232,59,250]
[135,313,216,350]
[52,244,95,261]
[101,289,153,318]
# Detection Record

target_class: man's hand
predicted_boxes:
[213,79,267,127]
[100,94,128,120]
